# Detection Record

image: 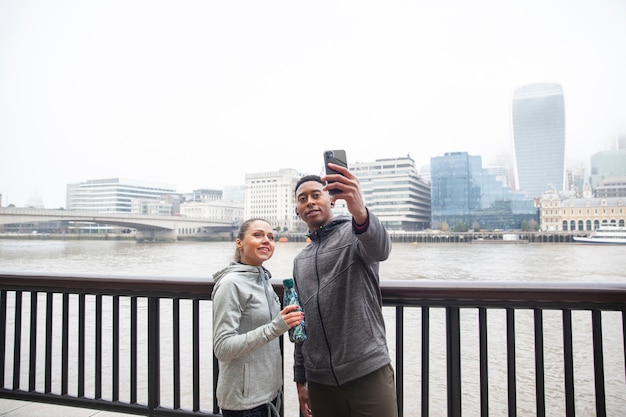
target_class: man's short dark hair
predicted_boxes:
[295,175,323,195]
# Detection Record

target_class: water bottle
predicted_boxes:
[282,278,307,343]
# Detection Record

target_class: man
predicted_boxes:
[292,161,398,417]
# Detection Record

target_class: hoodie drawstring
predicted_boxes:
[267,389,282,417]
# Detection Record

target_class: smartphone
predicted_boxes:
[323,150,348,195]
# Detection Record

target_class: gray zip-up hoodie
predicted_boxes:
[212,262,289,411]
[293,212,392,386]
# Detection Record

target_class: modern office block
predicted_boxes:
[430,152,482,222]
[66,178,176,213]
[431,152,536,230]
[351,155,431,231]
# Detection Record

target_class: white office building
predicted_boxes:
[351,155,431,231]
[244,168,308,233]
[66,178,177,213]
[180,199,244,224]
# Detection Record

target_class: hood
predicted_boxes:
[307,215,351,241]
[213,261,272,284]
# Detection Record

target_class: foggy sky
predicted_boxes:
[1,0,625,208]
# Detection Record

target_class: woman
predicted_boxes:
[212,218,303,417]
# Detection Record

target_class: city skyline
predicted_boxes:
[2,0,625,209]
[0,144,611,210]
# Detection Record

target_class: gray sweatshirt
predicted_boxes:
[293,213,392,386]
[212,262,289,411]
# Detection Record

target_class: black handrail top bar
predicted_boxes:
[1,272,625,309]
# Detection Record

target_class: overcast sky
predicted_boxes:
[1,0,625,209]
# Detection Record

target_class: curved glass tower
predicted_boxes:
[512,83,565,198]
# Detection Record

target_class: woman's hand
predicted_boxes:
[281,304,304,328]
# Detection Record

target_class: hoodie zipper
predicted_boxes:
[313,229,340,385]
[261,268,273,322]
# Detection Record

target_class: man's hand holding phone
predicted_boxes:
[323,150,348,196]
[322,150,367,225]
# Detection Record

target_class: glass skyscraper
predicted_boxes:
[512,83,566,198]
[430,152,536,230]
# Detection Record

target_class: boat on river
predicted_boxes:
[471,233,529,244]
[573,226,626,245]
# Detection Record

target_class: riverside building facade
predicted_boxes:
[66,178,177,213]
[65,178,178,233]
[179,199,243,229]
[539,189,625,231]
[512,83,566,198]
[350,155,431,231]
[244,168,308,233]
[430,152,536,230]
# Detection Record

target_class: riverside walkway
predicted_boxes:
[0,398,131,416]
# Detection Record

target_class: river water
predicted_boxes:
[1,239,625,282]
[1,240,625,416]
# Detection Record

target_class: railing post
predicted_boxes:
[563,309,575,416]
[479,307,489,416]
[213,354,220,415]
[534,308,545,417]
[148,296,161,414]
[45,292,54,394]
[446,306,461,417]
[592,310,606,417]
[61,293,70,396]
[421,306,430,417]
[506,308,517,417]
[395,306,404,417]
[12,290,22,391]
[131,296,138,404]
[95,294,102,399]
[78,293,85,397]
[28,292,38,392]
[0,290,6,388]
[173,299,181,409]
[193,299,200,412]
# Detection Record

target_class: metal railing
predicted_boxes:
[1,272,625,416]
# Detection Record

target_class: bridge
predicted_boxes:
[0,207,235,241]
